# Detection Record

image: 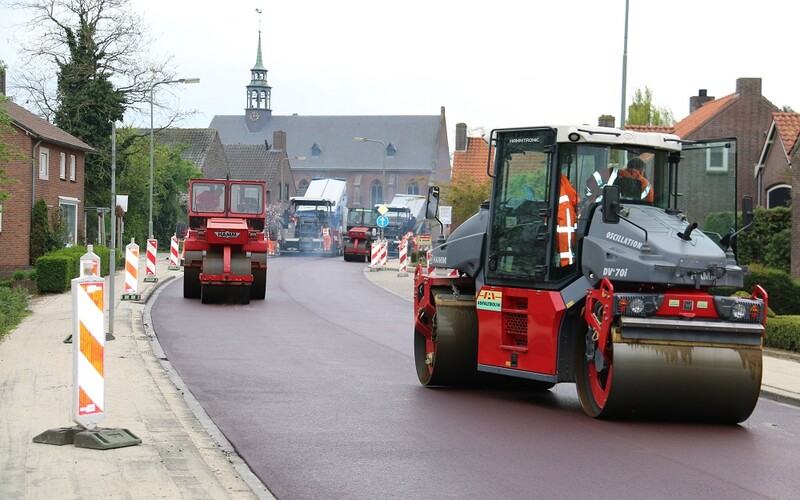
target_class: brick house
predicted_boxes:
[452,123,493,184]
[0,99,94,273]
[753,113,800,279]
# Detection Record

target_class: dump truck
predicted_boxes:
[182,178,272,304]
[283,178,347,256]
[414,125,768,423]
[343,206,379,262]
[377,204,416,256]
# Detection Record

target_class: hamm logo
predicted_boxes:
[214,231,240,239]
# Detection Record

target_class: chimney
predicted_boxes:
[273,130,287,152]
[736,77,762,97]
[455,123,467,152]
[598,115,615,128]
[689,89,714,114]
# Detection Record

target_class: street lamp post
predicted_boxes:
[149,77,200,239]
[353,136,387,204]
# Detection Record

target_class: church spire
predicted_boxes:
[245,23,272,127]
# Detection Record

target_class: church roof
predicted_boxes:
[209,114,445,173]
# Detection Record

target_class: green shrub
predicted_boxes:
[765,316,800,353]
[35,254,73,293]
[27,269,37,281]
[743,265,800,315]
[763,228,791,274]
[12,270,25,281]
[736,206,791,266]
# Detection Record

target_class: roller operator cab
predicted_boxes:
[414,125,768,423]
[183,179,273,304]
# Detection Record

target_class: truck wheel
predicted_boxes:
[575,326,616,418]
[414,288,478,386]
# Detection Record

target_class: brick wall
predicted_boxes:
[684,79,778,204]
[0,123,86,270]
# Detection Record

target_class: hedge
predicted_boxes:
[34,245,118,293]
[765,316,800,353]
[743,265,800,316]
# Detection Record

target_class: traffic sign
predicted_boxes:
[377,204,388,215]
[376,215,389,228]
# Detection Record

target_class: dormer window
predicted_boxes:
[311,143,322,157]
[387,143,396,157]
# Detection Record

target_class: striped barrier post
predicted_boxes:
[72,275,105,430]
[32,273,141,448]
[168,236,180,270]
[427,249,434,275]
[397,237,408,277]
[370,239,381,271]
[380,239,388,269]
[122,239,140,301]
[144,238,158,283]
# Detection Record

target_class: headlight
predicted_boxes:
[630,297,646,315]
[731,302,747,320]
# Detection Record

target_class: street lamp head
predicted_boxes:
[179,78,200,84]
[353,137,366,142]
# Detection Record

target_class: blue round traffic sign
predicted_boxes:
[376,215,389,228]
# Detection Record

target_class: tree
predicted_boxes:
[114,128,200,245]
[627,86,675,126]
[0,92,15,208]
[440,174,492,231]
[8,0,180,207]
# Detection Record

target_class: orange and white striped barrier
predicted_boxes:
[168,236,180,270]
[370,239,381,271]
[397,237,409,277]
[72,275,105,430]
[380,239,388,268]
[122,239,140,301]
[144,238,158,283]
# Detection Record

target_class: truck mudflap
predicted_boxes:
[577,278,766,423]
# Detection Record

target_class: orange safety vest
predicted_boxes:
[557,174,578,267]
[617,168,653,202]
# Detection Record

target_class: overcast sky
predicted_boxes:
[1,0,797,150]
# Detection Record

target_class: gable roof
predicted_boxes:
[154,128,229,179]
[210,114,446,173]
[1,100,94,152]
[773,112,800,154]
[223,144,282,181]
[673,93,737,138]
[625,94,738,139]
[452,136,492,182]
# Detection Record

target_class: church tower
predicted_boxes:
[245,30,271,131]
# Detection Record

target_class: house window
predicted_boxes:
[407,182,419,195]
[706,144,729,173]
[39,148,50,180]
[298,179,310,196]
[766,184,791,208]
[371,179,383,206]
[387,143,397,157]
[69,155,76,181]
[60,152,67,179]
[58,196,79,247]
[311,143,322,157]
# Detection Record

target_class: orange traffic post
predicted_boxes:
[370,239,381,272]
[32,273,141,449]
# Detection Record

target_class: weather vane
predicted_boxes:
[255,8,262,31]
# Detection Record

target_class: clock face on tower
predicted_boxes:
[249,110,260,122]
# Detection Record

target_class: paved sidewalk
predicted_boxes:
[0,253,272,500]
